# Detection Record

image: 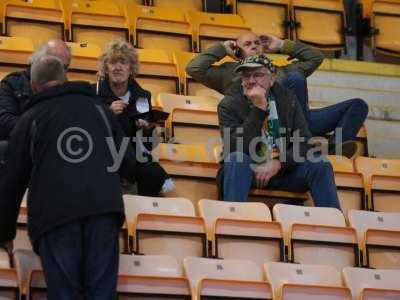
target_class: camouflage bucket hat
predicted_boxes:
[235,54,277,74]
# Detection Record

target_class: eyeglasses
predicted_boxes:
[241,71,269,81]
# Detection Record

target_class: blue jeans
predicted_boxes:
[38,214,120,300]
[281,71,369,144]
[223,152,341,209]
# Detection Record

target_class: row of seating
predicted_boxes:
[0,0,246,51]
[0,0,351,53]
[14,145,398,259]
[154,142,397,211]
[119,197,400,271]
[1,249,399,299]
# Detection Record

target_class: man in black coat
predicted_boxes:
[0,55,137,299]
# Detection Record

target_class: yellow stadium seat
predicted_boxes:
[265,262,351,300]
[361,0,374,18]
[15,195,31,251]
[343,267,400,300]
[0,250,9,269]
[0,36,33,80]
[273,204,359,270]
[3,0,65,48]
[291,0,346,51]
[156,93,218,113]
[0,0,3,31]
[235,0,290,38]
[186,11,251,52]
[127,4,193,52]
[356,125,369,156]
[355,157,400,212]
[13,249,44,300]
[152,143,220,202]
[0,268,18,300]
[149,0,203,13]
[173,50,227,98]
[198,199,284,265]
[371,0,400,57]
[348,209,400,269]
[123,195,207,259]
[184,257,271,300]
[117,254,191,299]
[63,0,129,49]
[327,155,366,218]
[66,42,100,83]
[156,93,220,144]
[136,48,180,100]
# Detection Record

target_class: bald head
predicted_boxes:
[30,39,71,69]
[236,32,262,59]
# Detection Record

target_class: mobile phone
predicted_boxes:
[234,46,242,59]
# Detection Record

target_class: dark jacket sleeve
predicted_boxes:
[0,113,33,243]
[0,79,21,140]
[281,93,313,172]
[186,43,236,94]
[218,96,267,155]
[279,40,325,78]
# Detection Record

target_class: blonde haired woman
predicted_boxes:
[96,40,172,196]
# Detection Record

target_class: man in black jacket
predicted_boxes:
[219,54,340,209]
[0,55,136,299]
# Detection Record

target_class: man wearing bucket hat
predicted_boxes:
[218,54,340,209]
[187,33,368,159]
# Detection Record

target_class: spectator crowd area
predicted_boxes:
[0,0,400,299]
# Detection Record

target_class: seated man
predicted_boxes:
[187,32,368,158]
[219,54,340,209]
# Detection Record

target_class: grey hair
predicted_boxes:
[29,40,71,65]
[30,55,66,84]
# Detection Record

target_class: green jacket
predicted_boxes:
[186,40,324,95]
[218,82,312,174]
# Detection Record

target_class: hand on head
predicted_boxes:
[259,34,284,53]
[224,32,284,60]
[223,40,240,59]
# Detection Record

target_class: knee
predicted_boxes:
[285,71,306,87]
[307,160,334,177]
[351,98,369,118]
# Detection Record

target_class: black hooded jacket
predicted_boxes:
[0,81,137,252]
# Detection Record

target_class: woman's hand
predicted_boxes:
[135,118,154,130]
[110,100,127,115]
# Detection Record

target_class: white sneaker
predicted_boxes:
[161,178,175,194]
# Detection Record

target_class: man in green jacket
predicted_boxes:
[187,32,368,158]
[219,54,340,208]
